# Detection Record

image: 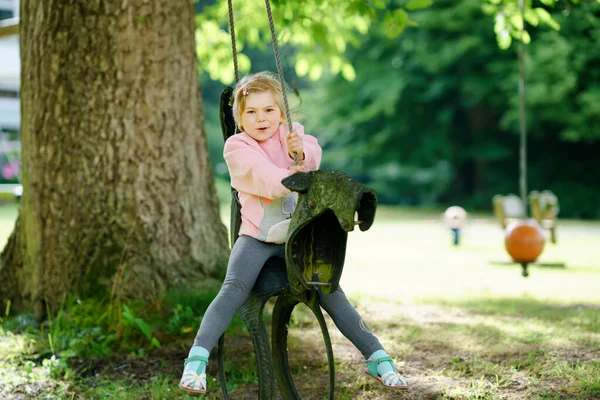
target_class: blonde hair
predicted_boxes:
[232,71,289,131]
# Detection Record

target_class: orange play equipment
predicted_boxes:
[504,220,545,277]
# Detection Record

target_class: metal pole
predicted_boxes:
[518,0,527,216]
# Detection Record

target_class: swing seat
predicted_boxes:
[492,194,525,229]
[529,190,559,244]
[282,170,377,295]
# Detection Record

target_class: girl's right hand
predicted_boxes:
[287,130,304,160]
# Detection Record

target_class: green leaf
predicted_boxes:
[295,58,310,77]
[237,53,251,73]
[510,14,523,31]
[371,0,387,9]
[406,0,433,10]
[524,9,540,26]
[150,337,162,349]
[498,31,512,50]
[309,64,323,81]
[122,305,134,322]
[218,68,235,85]
[329,57,342,75]
[535,8,560,30]
[134,317,153,341]
[341,63,356,81]
[311,22,329,43]
[481,4,497,15]
[384,9,409,38]
[122,305,153,341]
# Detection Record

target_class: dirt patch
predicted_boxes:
[69,348,188,381]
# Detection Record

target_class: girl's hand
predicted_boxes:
[287,130,304,160]
[288,164,304,174]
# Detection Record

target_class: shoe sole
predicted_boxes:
[364,370,409,390]
[179,383,207,395]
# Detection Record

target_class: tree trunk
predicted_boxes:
[0,0,229,314]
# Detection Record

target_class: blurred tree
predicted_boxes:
[301,0,600,217]
[503,0,600,217]
[304,0,515,205]
[484,0,600,214]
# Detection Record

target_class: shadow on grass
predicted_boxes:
[439,297,600,330]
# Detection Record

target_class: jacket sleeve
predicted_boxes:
[286,122,322,171]
[224,135,292,199]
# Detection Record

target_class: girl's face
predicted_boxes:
[241,91,284,141]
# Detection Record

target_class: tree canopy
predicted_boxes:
[199,0,600,218]
[195,0,431,83]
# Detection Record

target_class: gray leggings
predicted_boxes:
[193,235,383,359]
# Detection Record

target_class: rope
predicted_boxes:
[227,0,239,83]
[264,0,299,165]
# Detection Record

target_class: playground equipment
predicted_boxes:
[492,194,547,276]
[529,190,559,244]
[492,194,525,229]
[490,0,559,278]
[504,219,545,277]
[493,192,559,244]
[443,206,467,246]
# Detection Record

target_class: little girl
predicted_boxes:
[179,71,408,394]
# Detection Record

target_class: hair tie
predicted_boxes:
[242,86,248,96]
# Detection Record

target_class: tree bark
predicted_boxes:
[0,0,229,314]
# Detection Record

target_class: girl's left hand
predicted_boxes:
[289,164,305,174]
[287,130,304,160]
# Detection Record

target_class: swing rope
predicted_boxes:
[226,0,240,83]
[226,0,299,165]
[264,0,295,142]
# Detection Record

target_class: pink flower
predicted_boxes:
[2,162,20,180]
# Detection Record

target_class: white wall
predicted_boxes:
[0,36,19,90]
[0,35,19,131]
[0,0,20,131]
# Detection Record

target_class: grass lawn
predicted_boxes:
[1,198,599,399]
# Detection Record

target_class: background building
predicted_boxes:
[0,0,21,187]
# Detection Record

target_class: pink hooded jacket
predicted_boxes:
[223,122,322,241]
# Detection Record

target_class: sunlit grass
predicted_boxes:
[340,211,600,304]
[0,331,69,396]
[0,201,17,247]
[213,179,600,304]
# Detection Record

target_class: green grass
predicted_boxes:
[0,201,18,246]
[1,199,599,399]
